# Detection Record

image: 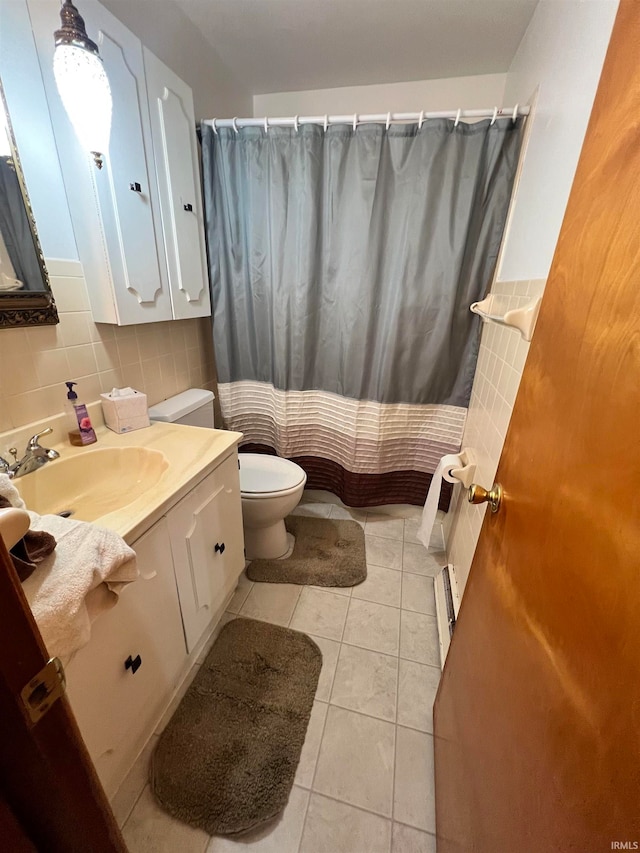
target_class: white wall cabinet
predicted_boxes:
[65,450,244,798]
[167,454,244,651]
[28,0,211,325]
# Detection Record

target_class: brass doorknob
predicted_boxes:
[468,482,502,513]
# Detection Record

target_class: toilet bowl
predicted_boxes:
[239,453,307,560]
[148,390,307,560]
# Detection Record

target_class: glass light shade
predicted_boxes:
[54,44,112,165]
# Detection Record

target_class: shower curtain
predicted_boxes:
[201,118,523,506]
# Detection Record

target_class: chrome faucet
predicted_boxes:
[1,428,60,479]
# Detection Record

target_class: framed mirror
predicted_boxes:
[0,78,58,328]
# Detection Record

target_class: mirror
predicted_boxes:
[0,78,58,328]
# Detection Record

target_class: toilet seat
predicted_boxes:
[239,453,306,498]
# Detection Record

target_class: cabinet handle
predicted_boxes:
[124,654,142,674]
[183,203,193,211]
[214,542,226,555]
[130,182,142,193]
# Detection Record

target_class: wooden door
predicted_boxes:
[0,537,125,851]
[434,3,640,851]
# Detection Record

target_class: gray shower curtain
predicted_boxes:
[202,118,522,506]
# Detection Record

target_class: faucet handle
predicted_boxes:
[26,427,53,451]
[26,428,60,460]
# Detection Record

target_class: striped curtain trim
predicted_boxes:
[218,381,466,475]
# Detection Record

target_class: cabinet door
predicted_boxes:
[65,518,186,798]
[167,454,244,652]
[143,48,211,320]
[90,2,172,324]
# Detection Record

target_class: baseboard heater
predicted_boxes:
[434,564,461,668]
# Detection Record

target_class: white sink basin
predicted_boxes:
[16,447,169,523]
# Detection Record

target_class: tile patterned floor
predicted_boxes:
[115,494,445,853]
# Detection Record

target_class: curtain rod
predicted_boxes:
[202,106,530,132]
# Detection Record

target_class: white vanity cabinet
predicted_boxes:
[64,447,244,799]
[167,453,244,652]
[65,517,186,798]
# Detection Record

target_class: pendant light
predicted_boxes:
[53,0,112,169]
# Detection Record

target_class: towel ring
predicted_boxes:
[294,115,299,132]
[264,116,269,133]
[418,110,425,129]
[353,113,358,131]
[386,111,391,130]
[324,114,328,132]
[232,116,239,134]
[512,103,519,123]
[454,108,462,127]
[211,118,218,135]
[491,107,498,126]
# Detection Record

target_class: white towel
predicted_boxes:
[22,512,138,663]
[0,473,26,509]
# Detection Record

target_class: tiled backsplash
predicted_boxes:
[0,260,216,432]
[444,277,546,590]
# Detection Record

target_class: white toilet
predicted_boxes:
[148,389,307,560]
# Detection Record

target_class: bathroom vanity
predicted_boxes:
[14,419,245,799]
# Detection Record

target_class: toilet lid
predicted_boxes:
[239,454,306,494]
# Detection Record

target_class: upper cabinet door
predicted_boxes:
[143,49,211,320]
[90,6,172,324]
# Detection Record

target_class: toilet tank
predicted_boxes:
[148,388,215,428]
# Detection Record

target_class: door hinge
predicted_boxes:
[20,657,66,724]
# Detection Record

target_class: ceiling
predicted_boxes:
[179,0,539,96]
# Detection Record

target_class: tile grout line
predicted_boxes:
[390,534,406,828]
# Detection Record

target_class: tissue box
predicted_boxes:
[100,388,150,434]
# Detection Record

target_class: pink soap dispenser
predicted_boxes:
[65,381,97,446]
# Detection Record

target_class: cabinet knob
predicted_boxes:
[214,542,226,555]
[183,203,193,212]
[124,654,142,674]
[129,182,142,193]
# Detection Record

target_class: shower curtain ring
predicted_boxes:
[512,103,519,123]
[491,107,498,126]
[232,117,239,134]
[264,116,269,133]
[324,114,328,132]
[386,111,391,130]
[418,110,424,129]
[211,118,218,135]
[353,114,358,132]
[294,115,299,132]
[454,108,461,128]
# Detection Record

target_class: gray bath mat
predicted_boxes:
[150,617,322,836]
[247,515,367,587]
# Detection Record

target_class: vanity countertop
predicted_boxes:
[15,422,243,544]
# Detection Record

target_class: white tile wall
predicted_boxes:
[444,278,546,591]
[0,260,216,432]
